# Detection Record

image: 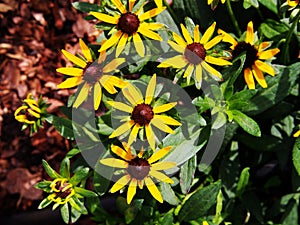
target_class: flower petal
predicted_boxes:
[195,64,203,83]
[90,12,120,24]
[14,105,28,117]
[146,23,164,30]
[254,60,275,76]
[201,61,223,80]
[123,84,144,106]
[151,161,176,170]
[127,179,137,204]
[103,58,126,73]
[99,76,117,94]
[154,0,163,8]
[128,124,140,146]
[28,109,40,118]
[111,145,133,161]
[138,24,162,41]
[144,177,163,203]
[151,117,175,134]
[145,124,155,150]
[205,55,232,66]
[168,40,185,53]
[107,101,133,113]
[56,67,83,76]
[154,114,181,126]
[133,32,145,57]
[157,55,187,69]
[183,63,194,81]
[293,130,300,138]
[153,102,176,114]
[180,24,193,44]
[93,82,102,110]
[112,0,127,13]
[99,30,123,52]
[246,21,254,44]
[110,175,131,193]
[109,120,135,138]
[145,74,156,104]
[257,48,280,60]
[194,25,200,43]
[73,83,89,108]
[129,0,135,12]
[244,68,255,89]
[62,50,87,68]
[116,33,128,57]
[149,170,174,183]
[200,22,216,45]
[204,35,223,50]
[79,39,93,62]
[57,77,83,89]
[138,7,166,21]
[258,42,271,52]
[148,146,172,163]
[100,158,128,168]
[252,65,267,88]
[217,29,237,48]
[172,32,187,47]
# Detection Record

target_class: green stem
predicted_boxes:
[283,10,300,65]
[225,0,242,36]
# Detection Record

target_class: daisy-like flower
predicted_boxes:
[100,143,176,204]
[90,0,166,57]
[14,93,48,134]
[108,74,181,150]
[218,21,280,89]
[157,23,232,86]
[56,39,128,110]
[48,178,76,205]
[287,0,299,7]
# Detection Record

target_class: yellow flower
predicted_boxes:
[218,21,280,89]
[48,178,76,205]
[14,93,41,124]
[100,143,176,204]
[287,0,299,7]
[90,0,166,57]
[207,0,226,5]
[294,130,300,137]
[56,39,128,110]
[108,74,181,150]
[157,23,232,86]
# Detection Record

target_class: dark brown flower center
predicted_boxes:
[117,12,140,35]
[54,181,72,199]
[131,103,154,126]
[83,63,103,85]
[232,41,258,69]
[127,157,150,180]
[184,43,206,65]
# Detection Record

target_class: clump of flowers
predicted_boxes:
[14,93,48,134]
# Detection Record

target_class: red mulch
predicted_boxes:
[0,0,100,223]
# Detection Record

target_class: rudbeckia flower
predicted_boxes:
[218,21,280,89]
[108,74,181,150]
[90,0,166,57]
[287,0,299,7]
[56,39,128,110]
[48,178,76,205]
[157,23,232,87]
[207,0,226,6]
[100,143,176,204]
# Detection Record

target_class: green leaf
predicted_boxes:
[70,167,89,186]
[60,158,70,179]
[72,2,102,13]
[212,112,227,130]
[281,199,299,225]
[52,116,74,140]
[243,0,259,9]
[230,110,261,137]
[60,203,70,224]
[160,183,180,206]
[34,181,52,191]
[38,198,52,209]
[236,167,250,197]
[213,190,224,224]
[259,19,289,39]
[180,156,197,194]
[66,148,81,158]
[258,0,278,14]
[178,180,222,222]
[161,210,174,225]
[293,137,300,176]
[42,160,61,179]
[184,17,195,37]
[74,187,98,198]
